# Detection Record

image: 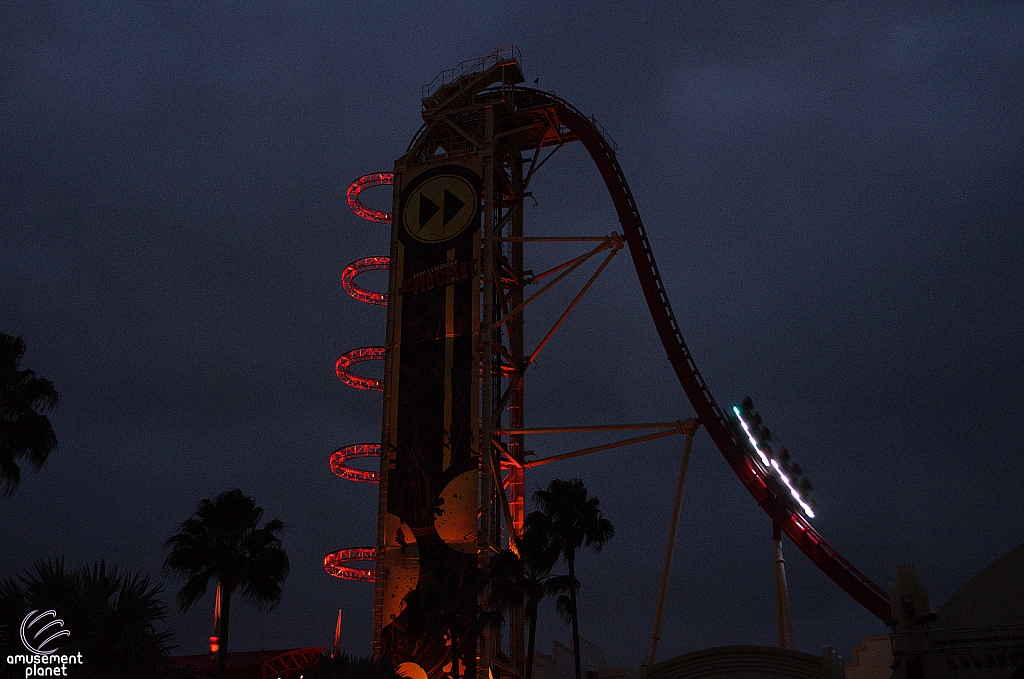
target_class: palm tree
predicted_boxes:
[0,333,59,496]
[486,522,574,679]
[163,489,289,679]
[0,558,173,679]
[401,562,497,679]
[529,479,613,679]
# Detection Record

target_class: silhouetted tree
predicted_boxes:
[486,522,574,679]
[163,489,289,679]
[0,558,173,679]
[401,562,499,679]
[0,333,59,496]
[528,479,613,679]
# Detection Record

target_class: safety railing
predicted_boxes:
[422,45,521,100]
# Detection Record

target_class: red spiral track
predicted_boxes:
[328,177,394,581]
[335,346,385,392]
[342,256,390,306]
[347,173,394,224]
[324,547,376,582]
[331,443,381,484]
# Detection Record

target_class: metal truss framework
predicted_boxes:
[374,48,695,679]
[326,50,699,679]
[342,256,390,306]
[346,172,393,224]
[327,43,893,679]
[324,547,376,582]
[335,347,385,392]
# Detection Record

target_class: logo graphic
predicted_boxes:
[19,609,70,655]
[402,173,477,243]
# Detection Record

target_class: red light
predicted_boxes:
[745,458,769,488]
[324,547,376,582]
[342,256,390,306]
[330,444,380,484]
[335,347,385,391]
[347,173,394,224]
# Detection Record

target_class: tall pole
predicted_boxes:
[774,523,795,649]
[508,149,527,677]
[479,103,496,679]
[333,608,342,658]
[210,581,222,661]
[647,418,700,667]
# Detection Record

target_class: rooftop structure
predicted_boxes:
[169,647,326,679]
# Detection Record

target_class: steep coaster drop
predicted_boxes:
[326,47,891,679]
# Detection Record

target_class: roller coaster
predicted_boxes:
[325,46,892,676]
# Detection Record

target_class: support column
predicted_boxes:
[507,150,526,677]
[774,523,795,650]
[478,104,496,679]
[647,419,700,667]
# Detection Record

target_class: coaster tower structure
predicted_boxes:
[327,45,893,679]
[378,47,543,679]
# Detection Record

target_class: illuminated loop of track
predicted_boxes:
[326,181,394,580]
[335,347,385,392]
[343,256,390,305]
[324,547,376,582]
[347,172,394,224]
[326,176,397,580]
[331,444,381,484]
[518,88,892,621]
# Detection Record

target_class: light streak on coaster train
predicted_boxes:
[732,405,816,519]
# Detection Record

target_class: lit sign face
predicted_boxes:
[402,173,477,243]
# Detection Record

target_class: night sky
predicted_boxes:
[3,1,1023,666]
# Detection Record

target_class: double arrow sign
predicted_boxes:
[403,172,478,243]
[418,189,466,231]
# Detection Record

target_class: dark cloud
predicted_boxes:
[2,0,1022,666]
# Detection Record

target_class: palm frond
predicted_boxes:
[554,594,573,625]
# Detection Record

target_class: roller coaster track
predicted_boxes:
[330,64,892,622]
[525,87,892,622]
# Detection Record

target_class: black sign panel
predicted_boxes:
[380,162,481,679]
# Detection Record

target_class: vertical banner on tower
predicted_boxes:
[378,159,481,679]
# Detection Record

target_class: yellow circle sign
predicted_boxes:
[403,173,477,243]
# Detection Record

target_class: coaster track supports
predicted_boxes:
[647,418,700,667]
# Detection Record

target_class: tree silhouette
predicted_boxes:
[0,333,59,496]
[163,489,289,679]
[0,558,173,679]
[486,522,574,679]
[528,479,613,679]
[401,562,498,679]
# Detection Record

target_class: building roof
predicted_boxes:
[938,540,1024,629]
[172,649,291,668]
[170,647,328,678]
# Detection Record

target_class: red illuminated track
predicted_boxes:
[511,88,892,622]
[347,173,394,224]
[328,84,891,619]
[324,547,376,582]
[331,444,381,484]
[327,180,392,584]
[343,256,390,306]
[335,347,385,392]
